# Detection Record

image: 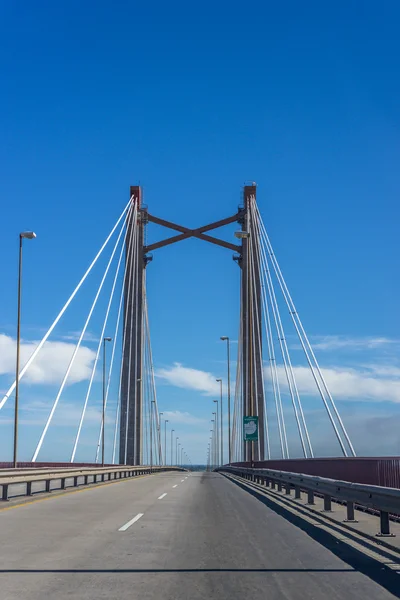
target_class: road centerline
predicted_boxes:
[118,513,144,532]
[158,493,167,500]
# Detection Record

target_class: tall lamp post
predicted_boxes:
[150,399,156,470]
[171,429,174,466]
[159,413,163,464]
[176,437,179,465]
[14,231,36,469]
[178,442,181,466]
[213,401,219,466]
[216,378,223,465]
[164,419,169,467]
[210,424,215,469]
[220,336,231,464]
[212,412,218,466]
[102,336,112,467]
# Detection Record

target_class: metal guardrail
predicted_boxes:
[219,466,400,537]
[0,466,183,501]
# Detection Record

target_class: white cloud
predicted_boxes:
[56,331,99,344]
[155,363,221,396]
[265,364,400,403]
[0,334,96,386]
[307,335,400,351]
[161,410,207,426]
[0,399,104,427]
[155,359,400,404]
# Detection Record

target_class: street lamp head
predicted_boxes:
[104,337,112,342]
[234,231,250,239]
[20,231,36,240]
[216,378,222,383]
[213,399,218,404]
[220,336,229,341]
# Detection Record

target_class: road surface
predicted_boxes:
[0,471,398,599]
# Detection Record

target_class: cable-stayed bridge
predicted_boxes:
[1,184,399,600]
[2,184,356,467]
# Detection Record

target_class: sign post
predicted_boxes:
[243,416,258,442]
[243,416,258,469]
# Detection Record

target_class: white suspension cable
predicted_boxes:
[93,208,137,464]
[247,211,262,460]
[254,222,287,458]
[111,206,138,464]
[72,206,133,462]
[248,206,270,459]
[112,400,120,464]
[255,204,354,456]
[32,214,129,462]
[0,199,132,412]
[255,207,308,457]
[233,281,244,462]
[144,293,161,465]
[124,221,139,464]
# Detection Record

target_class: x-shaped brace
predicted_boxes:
[145,213,242,253]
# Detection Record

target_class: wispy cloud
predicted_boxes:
[265,364,400,403]
[56,331,99,344]
[0,399,104,427]
[154,357,400,405]
[161,410,207,426]
[0,334,96,386]
[155,363,223,396]
[305,335,400,352]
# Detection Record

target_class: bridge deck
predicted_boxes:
[0,472,398,599]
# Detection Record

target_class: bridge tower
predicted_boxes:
[119,184,267,465]
[240,185,265,463]
[119,186,148,465]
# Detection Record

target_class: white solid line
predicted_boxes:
[158,493,167,500]
[172,485,178,488]
[181,479,185,482]
[118,513,144,532]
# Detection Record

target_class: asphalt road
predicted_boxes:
[0,471,398,599]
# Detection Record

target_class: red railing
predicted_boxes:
[231,457,400,488]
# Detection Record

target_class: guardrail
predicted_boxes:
[219,466,400,537]
[0,466,184,501]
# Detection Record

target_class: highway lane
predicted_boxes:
[0,471,398,599]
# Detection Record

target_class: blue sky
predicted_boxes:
[0,1,399,464]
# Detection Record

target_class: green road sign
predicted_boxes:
[243,416,259,442]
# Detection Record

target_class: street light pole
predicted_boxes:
[212,412,218,466]
[13,231,36,469]
[102,336,112,467]
[176,437,179,465]
[159,413,163,464]
[220,336,231,464]
[164,419,169,466]
[178,442,181,466]
[213,401,219,466]
[171,429,174,465]
[150,400,155,471]
[210,424,215,469]
[216,378,223,465]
